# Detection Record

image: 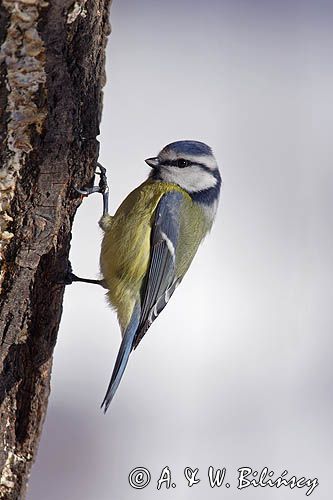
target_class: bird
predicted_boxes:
[70,140,221,412]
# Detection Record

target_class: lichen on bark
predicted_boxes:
[0,0,48,286]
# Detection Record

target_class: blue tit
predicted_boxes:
[71,140,221,412]
[99,140,221,411]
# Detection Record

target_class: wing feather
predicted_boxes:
[133,191,184,349]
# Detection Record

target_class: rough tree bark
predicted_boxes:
[0,0,111,498]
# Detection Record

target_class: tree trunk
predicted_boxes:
[0,0,111,497]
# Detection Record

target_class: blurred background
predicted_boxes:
[29,0,332,498]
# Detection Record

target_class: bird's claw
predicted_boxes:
[74,185,101,196]
[56,261,75,285]
[74,162,109,197]
[95,163,108,195]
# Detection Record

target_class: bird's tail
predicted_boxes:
[101,303,140,413]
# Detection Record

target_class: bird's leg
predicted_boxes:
[63,163,109,288]
[75,162,109,217]
[62,261,108,289]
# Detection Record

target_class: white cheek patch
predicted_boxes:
[160,165,217,193]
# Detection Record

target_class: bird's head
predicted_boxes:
[146,140,221,207]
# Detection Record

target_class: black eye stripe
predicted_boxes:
[159,160,214,171]
[160,158,191,168]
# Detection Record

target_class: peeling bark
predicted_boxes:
[0,0,111,498]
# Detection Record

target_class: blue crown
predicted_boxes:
[163,140,213,157]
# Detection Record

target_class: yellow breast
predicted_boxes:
[100,179,188,332]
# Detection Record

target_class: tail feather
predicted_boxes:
[101,303,140,412]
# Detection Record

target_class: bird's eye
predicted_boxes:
[176,158,190,168]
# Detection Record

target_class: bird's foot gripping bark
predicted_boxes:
[75,162,109,216]
[60,261,107,288]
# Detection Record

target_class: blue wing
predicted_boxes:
[101,191,184,411]
[133,190,184,348]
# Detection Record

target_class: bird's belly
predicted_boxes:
[100,217,151,331]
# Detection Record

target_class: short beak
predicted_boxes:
[145,157,159,168]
